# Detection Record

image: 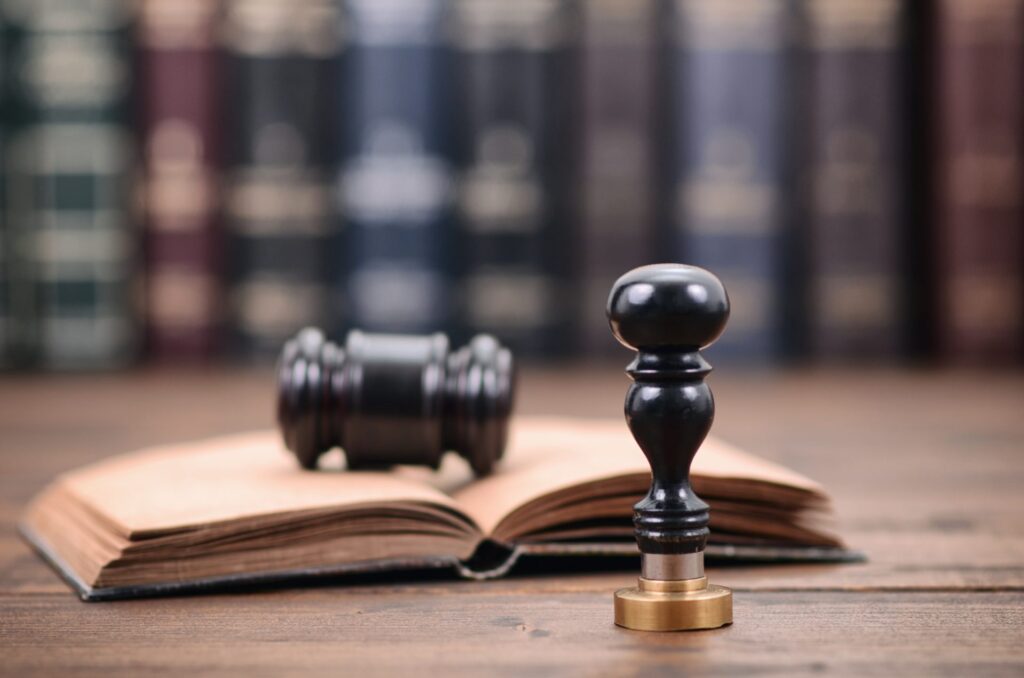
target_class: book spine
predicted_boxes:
[0,21,6,367]
[579,0,655,355]
[1,0,137,369]
[804,0,906,360]
[337,0,454,334]
[451,0,580,356]
[138,0,222,361]
[934,0,1024,364]
[664,0,792,362]
[222,0,339,358]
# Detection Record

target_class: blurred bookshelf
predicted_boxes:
[0,0,1021,370]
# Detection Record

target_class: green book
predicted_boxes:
[1,0,135,369]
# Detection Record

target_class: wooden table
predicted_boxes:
[2,368,1022,676]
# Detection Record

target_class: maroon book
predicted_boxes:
[138,0,222,361]
[934,0,1024,364]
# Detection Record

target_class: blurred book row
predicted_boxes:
[0,0,1021,369]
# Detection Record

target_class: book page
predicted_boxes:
[55,418,826,545]
[59,431,477,539]
[453,417,827,537]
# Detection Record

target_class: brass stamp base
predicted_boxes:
[614,576,733,631]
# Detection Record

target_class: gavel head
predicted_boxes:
[277,327,515,476]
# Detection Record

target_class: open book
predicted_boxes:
[22,416,856,600]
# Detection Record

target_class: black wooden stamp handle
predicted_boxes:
[607,264,730,560]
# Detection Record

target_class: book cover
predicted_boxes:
[579,0,656,356]
[1,0,136,369]
[221,0,339,358]
[934,0,1024,364]
[803,0,907,360]
[662,0,793,363]
[337,0,455,335]
[451,0,580,356]
[138,0,222,361]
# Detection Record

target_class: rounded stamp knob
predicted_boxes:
[608,264,729,353]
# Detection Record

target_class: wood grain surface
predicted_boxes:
[1,367,1022,676]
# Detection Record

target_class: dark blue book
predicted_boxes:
[222,0,339,358]
[1,0,136,369]
[450,0,580,356]
[662,0,793,363]
[804,0,906,361]
[337,0,454,334]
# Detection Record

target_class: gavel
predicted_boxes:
[277,327,515,477]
